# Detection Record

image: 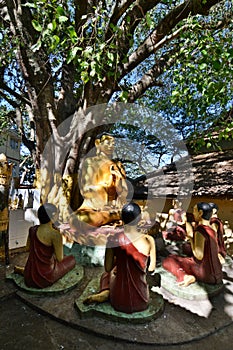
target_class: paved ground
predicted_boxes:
[1,295,233,350]
[1,249,233,350]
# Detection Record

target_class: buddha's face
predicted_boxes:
[97,136,115,156]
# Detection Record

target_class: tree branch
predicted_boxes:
[105,0,134,41]
[0,90,19,108]
[107,0,160,62]
[125,54,175,102]
[74,0,88,34]
[7,106,36,154]
[125,12,233,103]
[56,62,77,123]
[120,0,221,78]
[201,14,233,31]
[115,23,189,102]
[0,81,31,106]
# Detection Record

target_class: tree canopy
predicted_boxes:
[0,0,232,212]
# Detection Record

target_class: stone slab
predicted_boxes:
[75,275,164,324]
[6,264,84,295]
[151,264,226,317]
[12,263,233,345]
[4,252,233,346]
[153,265,224,301]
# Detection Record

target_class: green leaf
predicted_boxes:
[31,40,42,51]
[32,20,42,32]
[107,52,114,61]
[67,26,77,43]
[56,6,65,16]
[145,13,153,28]
[58,16,68,23]
[52,35,60,46]
[48,20,57,31]
[23,2,37,8]
[213,60,221,70]
[199,63,207,70]
[81,71,89,83]
[90,69,96,77]
[119,91,129,102]
[171,90,179,96]
[207,81,214,89]
[126,16,131,24]
[66,46,81,63]
[48,23,53,31]
[201,49,208,56]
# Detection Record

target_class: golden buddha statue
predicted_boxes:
[70,133,128,229]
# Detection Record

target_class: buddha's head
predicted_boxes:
[95,133,115,157]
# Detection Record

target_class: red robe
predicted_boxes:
[162,224,222,284]
[210,217,227,258]
[24,226,76,288]
[163,209,186,242]
[100,233,149,313]
[173,209,185,222]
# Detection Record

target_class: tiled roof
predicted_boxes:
[132,149,233,199]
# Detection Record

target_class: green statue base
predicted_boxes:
[75,273,164,324]
[6,264,84,295]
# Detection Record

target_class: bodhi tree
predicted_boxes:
[0,0,232,220]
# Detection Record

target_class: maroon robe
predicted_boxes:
[173,209,185,222]
[24,226,76,288]
[210,217,227,258]
[162,224,223,284]
[100,232,149,313]
[163,209,187,242]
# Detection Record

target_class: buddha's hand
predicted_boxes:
[110,164,122,179]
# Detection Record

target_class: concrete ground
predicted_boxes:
[1,249,233,350]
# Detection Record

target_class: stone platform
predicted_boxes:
[2,251,233,346]
[151,265,224,318]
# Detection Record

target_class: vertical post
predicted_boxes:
[0,154,13,266]
[3,227,10,265]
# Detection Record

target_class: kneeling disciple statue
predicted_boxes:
[14,203,76,288]
[83,203,156,313]
[162,202,223,287]
[209,202,227,264]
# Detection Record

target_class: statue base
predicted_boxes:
[151,265,225,317]
[75,273,164,324]
[152,265,224,300]
[6,264,84,295]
